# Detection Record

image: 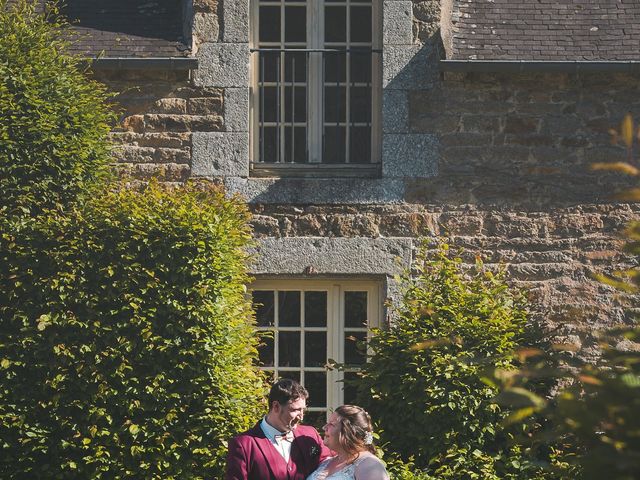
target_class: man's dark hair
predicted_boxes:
[268,378,308,409]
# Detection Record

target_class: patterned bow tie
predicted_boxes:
[274,431,294,442]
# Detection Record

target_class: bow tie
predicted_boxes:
[274,431,294,442]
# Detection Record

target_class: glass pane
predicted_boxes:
[325,6,346,43]
[259,6,281,43]
[284,126,308,164]
[305,332,327,367]
[324,86,346,123]
[345,291,367,327]
[260,52,280,83]
[305,371,327,408]
[285,6,306,42]
[279,370,300,383]
[258,334,274,367]
[284,86,306,123]
[262,86,278,123]
[350,52,372,84]
[279,331,301,367]
[350,126,371,164]
[323,125,347,164]
[343,371,360,404]
[253,290,274,327]
[350,86,371,124]
[344,331,367,365]
[279,291,301,326]
[303,411,326,430]
[350,6,372,43]
[285,51,307,83]
[324,51,347,83]
[259,126,278,163]
[305,291,327,327]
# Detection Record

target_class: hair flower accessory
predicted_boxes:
[364,431,373,445]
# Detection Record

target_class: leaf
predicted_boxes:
[590,162,640,176]
[494,387,546,408]
[577,374,603,386]
[128,424,140,435]
[615,188,640,202]
[621,113,634,149]
[0,359,10,369]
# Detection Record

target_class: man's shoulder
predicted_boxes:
[231,423,263,444]
[294,424,322,440]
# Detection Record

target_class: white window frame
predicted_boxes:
[249,0,382,174]
[251,279,382,419]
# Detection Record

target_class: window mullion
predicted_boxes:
[307,0,323,163]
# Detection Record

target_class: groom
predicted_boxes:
[226,378,331,480]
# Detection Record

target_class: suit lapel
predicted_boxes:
[251,424,289,480]
[290,427,309,475]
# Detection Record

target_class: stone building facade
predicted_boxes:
[67,0,639,416]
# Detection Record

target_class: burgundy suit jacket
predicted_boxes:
[225,422,332,480]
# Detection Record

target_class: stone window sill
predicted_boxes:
[250,163,381,179]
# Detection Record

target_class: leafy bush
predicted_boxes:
[0,0,116,217]
[0,181,267,478]
[354,241,555,479]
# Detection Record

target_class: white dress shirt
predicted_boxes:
[260,417,294,463]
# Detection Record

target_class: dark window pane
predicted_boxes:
[305,371,327,408]
[259,6,281,43]
[279,331,301,367]
[350,6,371,43]
[279,291,301,326]
[305,291,327,327]
[259,126,278,163]
[253,290,275,327]
[344,331,367,365]
[279,370,300,383]
[305,332,327,367]
[303,411,326,430]
[325,6,346,42]
[260,51,280,83]
[262,86,278,123]
[350,86,371,124]
[324,86,346,123]
[323,125,347,164]
[284,86,306,123]
[284,126,308,164]
[343,371,360,404]
[258,334,274,367]
[324,50,346,83]
[285,51,307,83]
[350,52,372,84]
[345,291,367,327]
[285,6,306,42]
[349,126,371,164]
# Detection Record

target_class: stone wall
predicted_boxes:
[94,69,224,182]
[94,1,639,356]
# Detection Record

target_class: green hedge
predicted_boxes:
[0,182,267,478]
[355,242,555,479]
[0,0,116,218]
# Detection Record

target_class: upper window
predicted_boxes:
[250,0,381,174]
[251,280,381,426]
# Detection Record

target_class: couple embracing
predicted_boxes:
[226,378,389,480]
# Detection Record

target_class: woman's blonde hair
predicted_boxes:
[334,405,376,457]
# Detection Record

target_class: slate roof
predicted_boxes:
[61,0,191,58]
[451,0,640,61]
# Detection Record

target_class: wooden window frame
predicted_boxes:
[251,279,382,420]
[249,0,382,175]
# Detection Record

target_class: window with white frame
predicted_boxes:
[249,0,381,170]
[251,280,381,426]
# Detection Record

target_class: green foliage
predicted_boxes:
[354,241,557,479]
[0,181,267,478]
[0,0,117,218]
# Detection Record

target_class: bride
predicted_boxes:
[307,405,389,480]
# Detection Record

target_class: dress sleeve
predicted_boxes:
[354,457,390,480]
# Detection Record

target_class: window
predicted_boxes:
[251,280,381,425]
[250,0,381,173]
